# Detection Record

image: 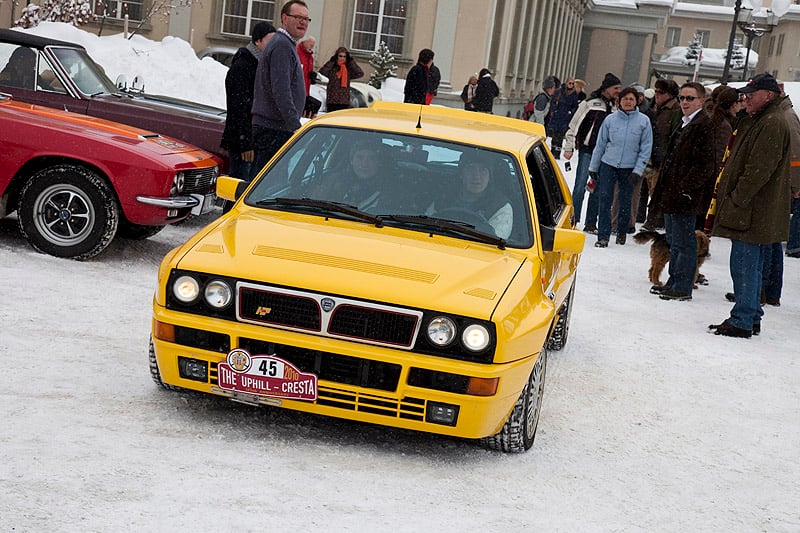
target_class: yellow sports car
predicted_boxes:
[149,102,584,452]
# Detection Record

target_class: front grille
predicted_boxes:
[183,167,217,193]
[237,282,422,349]
[237,338,402,392]
[328,304,418,346]
[239,287,321,330]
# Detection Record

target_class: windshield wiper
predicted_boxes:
[383,214,506,249]
[255,197,384,227]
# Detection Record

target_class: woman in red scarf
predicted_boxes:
[319,47,364,112]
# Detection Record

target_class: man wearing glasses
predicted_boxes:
[648,82,729,301]
[708,73,791,338]
[251,0,311,175]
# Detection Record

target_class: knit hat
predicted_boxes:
[543,77,557,90]
[644,88,655,99]
[599,72,621,92]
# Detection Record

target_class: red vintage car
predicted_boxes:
[0,92,220,260]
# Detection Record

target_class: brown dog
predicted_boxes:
[633,230,710,287]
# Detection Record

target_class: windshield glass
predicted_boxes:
[245,126,533,247]
[50,47,117,95]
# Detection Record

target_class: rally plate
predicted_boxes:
[216,349,318,401]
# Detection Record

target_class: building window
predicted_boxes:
[768,35,775,57]
[776,33,784,56]
[94,0,144,22]
[350,0,408,55]
[695,30,710,48]
[220,0,275,37]
[665,27,681,48]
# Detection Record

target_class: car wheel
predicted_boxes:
[148,337,183,391]
[117,220,165,240]
[18,164,119,260]
[480,347,547,453]
[547,280,576,351]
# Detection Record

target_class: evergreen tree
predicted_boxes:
[684,34,703,65]
[368,41,397,89]
[15,0,94,28]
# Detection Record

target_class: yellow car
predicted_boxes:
[149,102,584,452]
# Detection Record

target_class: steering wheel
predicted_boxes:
[433,207,496,235]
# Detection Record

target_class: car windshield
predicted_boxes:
[244,126,532,247]
[50,47,117,95]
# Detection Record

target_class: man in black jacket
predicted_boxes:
[220,22,276,183]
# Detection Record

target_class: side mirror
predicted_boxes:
[216,175,247,202]
[540,225,585,254]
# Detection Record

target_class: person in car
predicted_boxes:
[314,141,383,210]
[0,46,36,90]
[430,152,513,239]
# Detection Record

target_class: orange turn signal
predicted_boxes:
[153,320,175,342]
[466,377,499,396]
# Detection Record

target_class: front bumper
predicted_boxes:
[151,304,539,440]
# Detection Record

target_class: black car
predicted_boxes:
[0,29,228,169]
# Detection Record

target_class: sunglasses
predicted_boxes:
[654,89,666,95]
[678,95,698,102]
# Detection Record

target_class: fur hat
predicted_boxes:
[599,72,621,92]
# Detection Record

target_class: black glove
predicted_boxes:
[629,172,642,186]
[309,71,318,83]
[589,171,599,181]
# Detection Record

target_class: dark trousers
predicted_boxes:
[252,125,294,178]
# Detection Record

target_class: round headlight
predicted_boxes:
[172,171,185,194]
[173,275,200,303]
[427,316,457,346]
[204,280,232,308]
[462,324,490,352]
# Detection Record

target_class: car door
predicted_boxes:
[526,141,574,304]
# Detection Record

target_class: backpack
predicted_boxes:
[522,100,535,121]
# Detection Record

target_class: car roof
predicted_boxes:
[0,28,84,50]
[310,101,545,155]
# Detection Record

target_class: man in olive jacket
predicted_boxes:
[708,73,791,338]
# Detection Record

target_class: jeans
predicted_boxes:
[252,125,294,179]
[571,150,599,227]
[227,150,254,181]
[728,239,765,330]
[663,213,697,295]
[550,129,567,159]
[596,163,634,242]
[760,242,783,301]
[787,197,800,254]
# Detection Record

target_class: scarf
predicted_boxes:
[467,83,476,102]
[246,41,262,61]
[338,59,348,87]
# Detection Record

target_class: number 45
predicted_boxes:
[259,359,278,377]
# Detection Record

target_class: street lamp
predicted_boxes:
[721,0,743,83]
[738,22,767,81]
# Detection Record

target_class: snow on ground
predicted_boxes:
[1,22,799,532]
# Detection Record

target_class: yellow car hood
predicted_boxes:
[176,212,529,319]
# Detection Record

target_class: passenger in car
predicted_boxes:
[429,152,513,239]
[0,47,36,90]
[314,141,384,210]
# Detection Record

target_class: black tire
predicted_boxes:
[480,347,547,453]
[547,280,576,351]
[117,220,165,240]
[148,337,183,391]
[18,164,118,260]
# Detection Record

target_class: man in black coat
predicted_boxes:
[221,21,276,183]
[649,82,729,301]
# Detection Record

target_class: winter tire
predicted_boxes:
[480,347,547,453]
[18,164,119,260]
[547,280,576,351]
[117,220,165,240]
[148,337,183,391]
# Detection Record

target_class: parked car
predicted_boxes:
[0,29,229,169]
[148,101,584,452]
[198,45,381,111]
[0,92,219,259]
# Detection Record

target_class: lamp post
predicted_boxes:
[721,0,743,83]
[738,22,767,81]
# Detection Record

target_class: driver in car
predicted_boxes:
[430,152,513,239]
[314,141,383,210]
